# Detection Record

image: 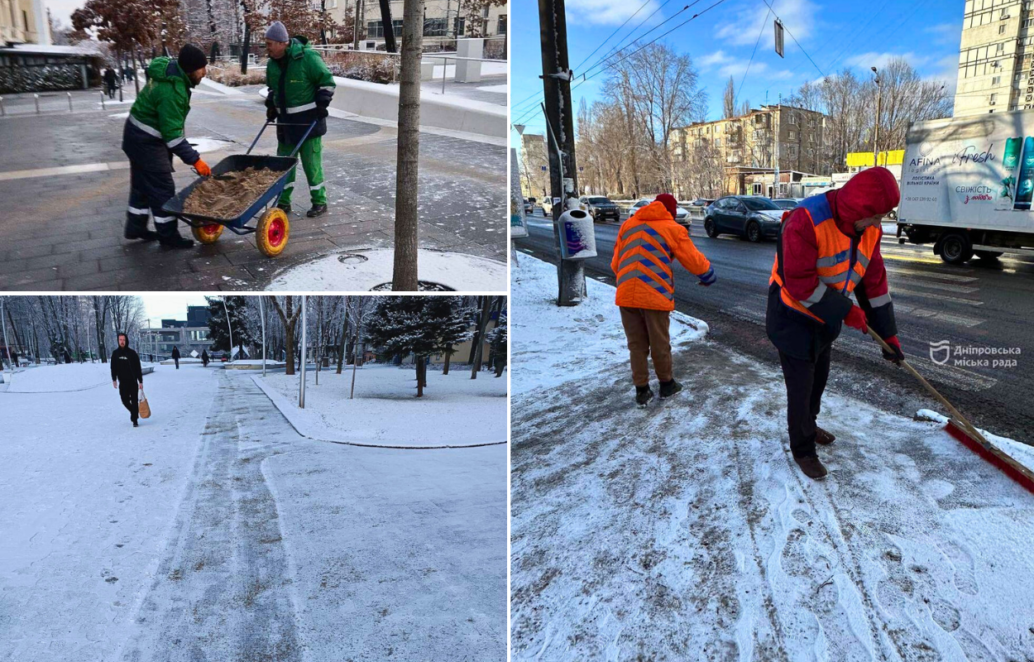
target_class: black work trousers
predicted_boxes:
[119,382,139,423]
[126,162,176,232]
[778,343,832,459]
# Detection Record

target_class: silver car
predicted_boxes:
[630,198,691,227]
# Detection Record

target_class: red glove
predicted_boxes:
[194,159,211,177]
[844,305,868,333]
[882,335,904,364]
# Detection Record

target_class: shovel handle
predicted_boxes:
[865,327,987,445]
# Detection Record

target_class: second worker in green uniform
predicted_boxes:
[264,21,336,218]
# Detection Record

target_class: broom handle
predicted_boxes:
[865,328,988,445]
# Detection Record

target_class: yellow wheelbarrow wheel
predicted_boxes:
[257,208,289,257]
[191,222,224,244]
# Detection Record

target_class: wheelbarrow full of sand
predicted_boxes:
[161,120,317,257]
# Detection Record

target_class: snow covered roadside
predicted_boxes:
[252,364,507,448]
[510,256,1034,660]
[0,363,217,661]
[511,254,708,394]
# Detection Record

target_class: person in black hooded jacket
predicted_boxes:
[171,346,180,369]
[111,333,144,426]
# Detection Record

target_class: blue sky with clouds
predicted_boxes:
[511,0,965,138]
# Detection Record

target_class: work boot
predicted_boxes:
[156,222,194,249]
[815,427,836,446]
[306,203,328,218]
[277,202,292,215]
[794,455,828,480]
[124,219,158,242]
[659,379,683,399]
[635,385,654,407]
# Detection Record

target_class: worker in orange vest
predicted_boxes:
[611,193,716,406]
[767,167,904,480]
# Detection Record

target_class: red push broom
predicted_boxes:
[867,328,1034,496]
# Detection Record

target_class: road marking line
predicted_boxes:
[882,253,945,265]
[898,279,980,294]
[886,266,978,283]
[834,339,997,391]
[893,287,984,307]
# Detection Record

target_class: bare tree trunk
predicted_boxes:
[336,296,349,374]
[415,355,424,397]
[391,0,423,290]
[470,297,492,379]
[131,49,140,94]
[378,0,397,53]
[443,346,451,375]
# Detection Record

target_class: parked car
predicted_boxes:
[771,198,802,211]
[629,198,692,227]
[524,197,536,215]
[580,196,621,223]
[703,196,785,242]
[690,198,716,208]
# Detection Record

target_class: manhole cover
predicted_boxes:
[369,281,456,292]
[337,254,370,265]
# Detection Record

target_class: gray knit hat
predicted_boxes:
[265,21,289,42]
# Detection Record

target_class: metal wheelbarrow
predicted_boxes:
[161,120,316,257]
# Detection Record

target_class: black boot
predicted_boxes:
[635,385,654,407]
[306,204,328,218]
[277,202,292,215]
[659,379,683,399]
[124,218,158,242]
[156,222,194,249]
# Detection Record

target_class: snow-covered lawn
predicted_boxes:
[254,363,507,447]
[0,362,217,660]
[1,365,506,660]
[510,255,1034,660]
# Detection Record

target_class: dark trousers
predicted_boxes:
[174,358,179,369]
[778,343,832,459]
[127,163,176,232]
[119,382,139,423]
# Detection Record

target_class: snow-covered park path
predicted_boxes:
[510,255,1034,661]
[2,364,506,661]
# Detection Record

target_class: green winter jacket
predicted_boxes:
[122,57,200,171]
[266,37,335,145]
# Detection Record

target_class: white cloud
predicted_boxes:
[842,51,932,71]
[699,50,735,68]
[714,0,817,50]
[719,60,768,79]
[566,0,664,26]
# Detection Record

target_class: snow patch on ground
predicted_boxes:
[108,111,130,119]
[916,408,1034,471]
[0,363,218,660]
[188,137,235,153]
[253,364,506,447]
[475,84,507,93]
[511,254,708,394]
[510,254,1034,661]
[267,248,507,291]
[198,77,245,96]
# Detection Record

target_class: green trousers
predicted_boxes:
[277,136,326,206]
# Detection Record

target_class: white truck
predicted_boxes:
[897,109,1034,264]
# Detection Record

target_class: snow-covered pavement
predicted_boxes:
[1,363,506,660]
[510,255,1034,661]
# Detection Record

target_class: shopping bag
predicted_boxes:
[139,389,151,419]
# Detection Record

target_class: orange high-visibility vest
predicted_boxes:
[769,195,881,322]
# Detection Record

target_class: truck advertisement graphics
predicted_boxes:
[900,112,1034,232]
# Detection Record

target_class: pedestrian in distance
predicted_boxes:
[104,67,117,99]
[611,193,717,406]
[121,44,211,249]
[111,333,145,427]
[264,21,336,218]
[9,350,17,367]
[171,346,180,369]
[766,166,904,480]
[201,349,209,367]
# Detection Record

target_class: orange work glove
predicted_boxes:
[844,305,868,333]
[194,159,211,177]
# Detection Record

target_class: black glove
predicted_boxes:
[316,106,329,119]
[266,106,278,122]
[264,91,276,109]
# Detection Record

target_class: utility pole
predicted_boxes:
[0,298,11,371]
[538,0,586,306]
[773,94,780,199]
[872,66,882,169]
[222,298,234,362]
[259,296,267,377]
[353,0,363,49]
[299,295,307,408]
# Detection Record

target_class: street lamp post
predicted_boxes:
[222,298,234,363]
[872,66,882,169]
[259,296,266,378]
[299,296,307,408]
[0,298,12,371]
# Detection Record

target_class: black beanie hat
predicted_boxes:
[178,44,208,74]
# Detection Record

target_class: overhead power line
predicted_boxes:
[735,3,774,107]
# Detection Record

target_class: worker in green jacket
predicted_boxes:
[264,22,336,218]
[121,44,210,249]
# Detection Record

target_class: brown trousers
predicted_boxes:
[619,307,672,387]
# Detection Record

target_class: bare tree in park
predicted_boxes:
[270,296,303,375]
[723,76,736,119]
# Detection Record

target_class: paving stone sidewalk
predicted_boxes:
[0,92,506,291]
